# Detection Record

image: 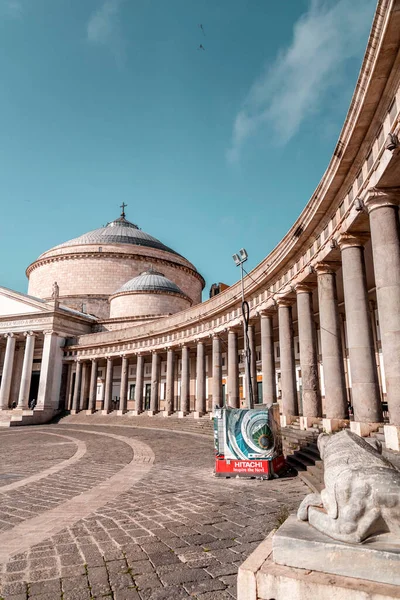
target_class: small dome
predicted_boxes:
[51,214,181,257]
[116,269,185,296]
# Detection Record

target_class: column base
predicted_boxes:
[101,409,110,415]
[85,409,95,415]
[130,410,142,416]
[384,425,400,451]
[147,410,156,416]
[299,416,321,431]
[163,411,172,417]
[177,411,188,418]
[116,410,127,416]
[193,411,204,419]
[70,410,79,415]
[209,412,214,419]
[322,418,349,433]
[280,415,297,427]
[350,421,381,437]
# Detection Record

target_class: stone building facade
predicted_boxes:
[1,0,400,451]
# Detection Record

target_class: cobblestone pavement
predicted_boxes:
[0,424,307,600]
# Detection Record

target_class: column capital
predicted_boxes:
[4,332,15,339]
[43,329,59,336]
[364,186,400,213]
[337,232,369,250]
[274,294,295,307]
[24,331,37,338]
[314,261,340,276]
[257,308,276,317]
[294,283,315,295]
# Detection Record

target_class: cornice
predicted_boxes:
[26,251,206,288]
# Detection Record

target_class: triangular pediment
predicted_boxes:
[0,286,53,317]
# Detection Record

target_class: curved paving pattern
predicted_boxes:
[0,432,86,494]
[0,424,306,600]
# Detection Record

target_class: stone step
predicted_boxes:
[294,450,318,466]
[285,455,307,472]
[298,469,324,494]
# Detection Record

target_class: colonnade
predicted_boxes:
[0,330,62,411]
[64,192,400,443]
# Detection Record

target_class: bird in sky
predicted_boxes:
[198,44,205,51]
[199,24,205,36]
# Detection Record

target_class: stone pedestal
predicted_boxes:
[384,424,400,451]
[280,414,296,427]
[193,411,203,419]
[322,417,349,433]
[101,409,110,415]
[350,421,381,437]
[117,409,127,416]
[163,410,172,417]
[299,416,321,430]
[147,410,156,416]
[238,517,400,600]
[273,516,400,586]
[177,411,188,418]
[86,409,95,415]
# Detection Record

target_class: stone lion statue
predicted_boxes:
[297,430,400,543]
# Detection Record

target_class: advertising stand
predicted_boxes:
[214,404,285,479]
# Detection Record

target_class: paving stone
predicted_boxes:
[114,588,141,600]
[158,567,211,586]
[127,560,155,575]
[29,579,61,595]
[184,577,228,594]
[61,575,88,592]
[146,586,190,599]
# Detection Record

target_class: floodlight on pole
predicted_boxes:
[232,248,254,410]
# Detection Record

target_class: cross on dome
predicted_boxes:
[120,202,127,217]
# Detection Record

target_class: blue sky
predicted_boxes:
[0,0,376,299]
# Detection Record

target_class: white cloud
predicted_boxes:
[1,0,23,19]
[227,0,376,163]
[87,0,126,66]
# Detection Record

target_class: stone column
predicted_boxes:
[79,362,88,411]
[165,348,175,415]
[195,341,206,417]
[227,329,239,408]
[71,360,82,413]
[277,298,298,425]
[295,285,322,429]
[134,354,144,414]
[248,323,258,405]
[260,311,276,406]
[118,355,129,414]
[339,233,382,433]
[87,359,98,413]
[37,330,62,410]
[149,352,160,415]
[365,189,400,449]
[103,357,114,414]
[365,193,400,388]
[315,263,348,429]
[179,346,190,416]
[0,333,16,410]
[212,335,222,410]
[17,332,36,409]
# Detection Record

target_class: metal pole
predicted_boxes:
[241,263,253,409]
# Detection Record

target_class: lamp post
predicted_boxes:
[232,248,254,409]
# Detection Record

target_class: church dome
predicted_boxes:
[27,207,204,320]
[109,269,192,320]
[116,269,186,296]
[51,214,180,257]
